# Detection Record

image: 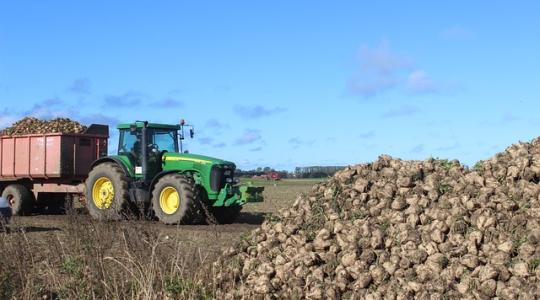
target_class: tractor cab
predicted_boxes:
[117,122,189,180]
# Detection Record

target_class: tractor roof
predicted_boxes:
[117,122,181,130]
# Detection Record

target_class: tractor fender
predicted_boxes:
[149,170,200,193]
[90,157,131,177]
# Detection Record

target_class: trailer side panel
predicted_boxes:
[0,131,108,181]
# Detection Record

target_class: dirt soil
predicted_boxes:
[0,179,322,299]
[7,179,319,269]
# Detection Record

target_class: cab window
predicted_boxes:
[118,129,141,156]
[149,129,178,153]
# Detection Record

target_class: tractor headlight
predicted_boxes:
[226,178,233,183]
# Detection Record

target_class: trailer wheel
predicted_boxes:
[210,205,242,224]
[85,162,130,221]
[151,174,199,224]
[2,184,35,216]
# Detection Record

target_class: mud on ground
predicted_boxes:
[0,179,319,299]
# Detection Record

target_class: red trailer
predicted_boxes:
[0,125,108,214]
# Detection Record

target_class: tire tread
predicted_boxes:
[1,184,35,216]
[85,162,130,221]
[151,174,201,224]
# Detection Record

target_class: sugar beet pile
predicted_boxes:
[0,117,87,136]
[215,140,540,299]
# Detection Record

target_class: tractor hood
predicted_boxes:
[162,152,234,167]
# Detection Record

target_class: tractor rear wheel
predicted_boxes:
[151,174,199,224]
[1,184,35,216]
[210,205,242,224]
[85,162,130,221]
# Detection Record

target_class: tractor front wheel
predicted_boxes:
[85,162,130,221]
[151,174,199,225]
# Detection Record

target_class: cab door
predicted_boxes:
[145,128,179,179]
[118,128,144,176]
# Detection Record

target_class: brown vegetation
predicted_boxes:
[0,213,214,299]
[0,180,313,299]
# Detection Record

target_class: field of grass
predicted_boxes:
[241,178,325,215]
[0,178,324,299]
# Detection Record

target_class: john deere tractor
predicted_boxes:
[85,121,263,224]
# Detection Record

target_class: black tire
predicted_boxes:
[210,205,242,224]
[151,174,200,225]
[85,162,130,221]
[1,184,35,216]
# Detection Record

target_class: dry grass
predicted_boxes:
[0,213,216,299]
[0,179,320,299]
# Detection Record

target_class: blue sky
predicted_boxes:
[1,1,539,170]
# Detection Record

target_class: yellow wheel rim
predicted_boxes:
[160,186,180,214]
[92,177,115,209]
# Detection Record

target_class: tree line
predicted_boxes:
[236,166,346,178]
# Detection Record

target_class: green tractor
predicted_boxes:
[85,120,263,224]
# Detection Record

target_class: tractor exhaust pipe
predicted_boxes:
[141,121,149,183]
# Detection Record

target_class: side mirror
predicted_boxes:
[190,128,194,138]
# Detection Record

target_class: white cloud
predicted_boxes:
[288,137,315,149]
[234,105,287,119]
[25,98,77,119]
[103,91,145,107]
[358,41,411,75]
[235,129,262,145]
[406,70,439,93]
[348,76,398,98]
[205,118,228,129]
[348,41,452,97]
[68,78,91,94]
[0,110,17,129]
[198,137,214,145]
[348,41,411,97]
[0,99,120,130]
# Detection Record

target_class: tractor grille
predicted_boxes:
[210,164,235,191]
